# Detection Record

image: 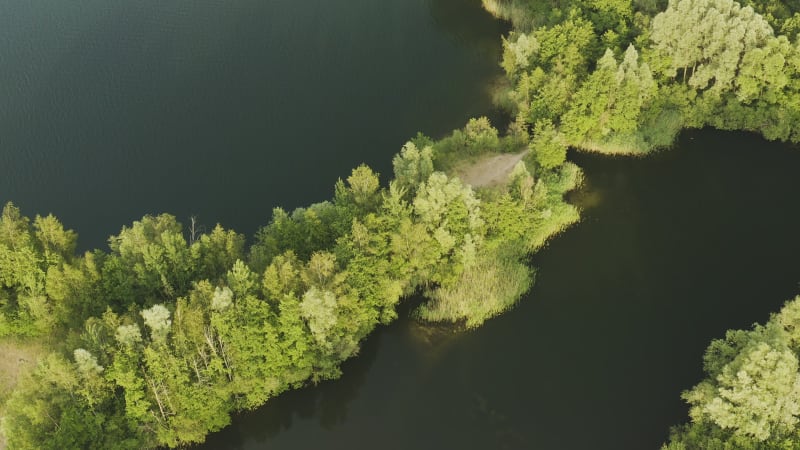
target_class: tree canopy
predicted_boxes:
[0,118,580,448]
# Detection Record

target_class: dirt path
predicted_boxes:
[454,150,529,188]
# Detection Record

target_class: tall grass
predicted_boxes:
[523,202,580,252]
[417,160,583,328]
[639,108,684,150]
[416,248,533,329]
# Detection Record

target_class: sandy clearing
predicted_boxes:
[0,339,46,450]
[454,149,529,188]
[0,340,43,396]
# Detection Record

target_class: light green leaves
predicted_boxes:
[300,287,338,347]
[413,172,483,237]
[141,304,172,343]
[531,119,568,170]
[74,348,104,375]
[501,32,540,77]
[678,297,800,444]
[211,286,233,312]
[115,324,143,347]
[686,341,800,441]
[651,0,774,93]
[392,141,434,195]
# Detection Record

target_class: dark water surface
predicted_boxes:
[0,0,503,250]
[3,1,800,449]
[202,130,800,450]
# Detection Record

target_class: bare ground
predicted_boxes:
[0,339,46,449]
[453,150,529,188]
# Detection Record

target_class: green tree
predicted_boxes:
[392,141,434,196]
[46,252,104,329]
[33,214,77,266]
[249,201,344,271]
[412,172,484,285]
[190,224,245,282]
[103,214,195,306]
[334,165,382,216]
[4,353,143,450]
[562,45,656,149]
[651,0,774,94]
[667,297,800,448]
[0,203,76,335]
[531,119,568,170]
[735,35,793,104]
[300,287,338,349]
[501,32,540,78]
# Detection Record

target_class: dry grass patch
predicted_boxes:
[417,249,533,328]
[0,339,46,449]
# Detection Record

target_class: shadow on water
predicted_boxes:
[11,0,800,448]
[200,297,466,449]
[511,129,800,449]
[201,129,800,450]
[428,0,509,59]
[201,324,383,450]
[427,0,512,131]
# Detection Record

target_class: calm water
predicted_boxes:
[201,130,800,450]
[2,1,800,449]
[0,0,504,250]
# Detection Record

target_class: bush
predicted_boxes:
[531,119,567,169]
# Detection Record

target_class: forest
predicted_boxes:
[0,129,580,448]
[2,0,800,448]
[488,0,800,154]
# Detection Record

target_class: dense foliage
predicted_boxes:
[663,297,800,449]
[480,0,800,446]
[0,117,580,448]
[4,0,800,447]
[486,0,800,153]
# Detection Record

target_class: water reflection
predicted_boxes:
[407,319,461,356]
[206,130,800,450]
[566,169,603,211]
[428,0,508,59]
[469,391,528,450]
[202,330,382,449]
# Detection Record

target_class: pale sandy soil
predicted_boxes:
[453,150,529,188]
[0,339,46,449]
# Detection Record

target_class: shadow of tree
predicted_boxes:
[199,322,384,449]
[428,0,509,60]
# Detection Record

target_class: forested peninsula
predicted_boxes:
[2,0,800,448]
[0,123,580,447]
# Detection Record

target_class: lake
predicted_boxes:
[0,0,504,250]
[200,130,800,449]
[1,1,799,449]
